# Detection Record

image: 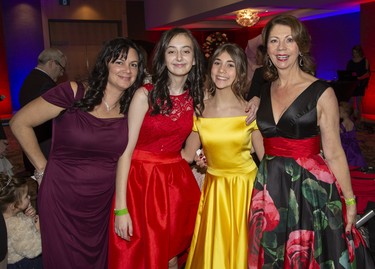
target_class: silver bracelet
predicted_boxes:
[33,170,44,183]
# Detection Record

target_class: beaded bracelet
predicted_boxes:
[345,197,356,206]
[114,208,129,216]
[33,170,44,183]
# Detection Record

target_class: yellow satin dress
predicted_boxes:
[185,116,258,269]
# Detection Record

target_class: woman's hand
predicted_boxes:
[34,215,40,231]
[115,214,133,241]
[194,149,207,168]
[345,203,357,233]
[245,96,260,125]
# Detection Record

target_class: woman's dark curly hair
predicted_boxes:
[150,28,205,116]
[262,15,316,82]
[0,174,27,213]
[207,43,249,100]
[75,37,145,114]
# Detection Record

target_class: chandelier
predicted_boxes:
[236,9,260,27]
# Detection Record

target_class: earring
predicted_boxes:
[268,58,273,67]
[299,53,304,67]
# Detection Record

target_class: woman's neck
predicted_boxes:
[168,76,187,95]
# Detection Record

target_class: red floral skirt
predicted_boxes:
[248,137,353,268]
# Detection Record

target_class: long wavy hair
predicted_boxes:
[150,28,205,116]
[207,43,249,100]
[0,175,27,213]
[75,37,145,114]
[262,15,316,82]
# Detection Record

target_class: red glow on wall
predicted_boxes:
[0,9,12,119]
[361,76,375,121]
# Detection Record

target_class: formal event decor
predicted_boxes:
[236,9,260,27]
[202,32,228,59]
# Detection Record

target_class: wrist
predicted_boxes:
[114,208,128,216]
[345,196,356,206]
[33,169,44,183]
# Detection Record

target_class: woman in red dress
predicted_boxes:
[108,28,206,269]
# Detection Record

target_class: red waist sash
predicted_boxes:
[132,149,182,163]
[264,136,321,159]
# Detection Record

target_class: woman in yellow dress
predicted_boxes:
[182,43,264,269]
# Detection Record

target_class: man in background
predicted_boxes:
[18,48,67,173]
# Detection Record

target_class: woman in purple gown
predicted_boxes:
[339,101,367,167]
[10,38,145,268]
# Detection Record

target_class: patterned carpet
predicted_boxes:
[357,127,375,168]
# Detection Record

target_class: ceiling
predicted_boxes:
[154,0,375,30]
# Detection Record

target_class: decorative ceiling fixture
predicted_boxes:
[236,9,260,27]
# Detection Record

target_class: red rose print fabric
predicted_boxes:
[248,81,356,268]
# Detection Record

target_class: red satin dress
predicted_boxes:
[108,84,200,269]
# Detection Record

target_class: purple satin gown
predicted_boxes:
[38,81,128,268]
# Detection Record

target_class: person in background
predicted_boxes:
[10,37,145,268]
[246,44,268,101]
[0,174,42,269]
[339,101,367,167]
[109,28,205,269]
[247,15,357,268]
[0,125,8,159]
[18,48,67,174]
[0,212,6,269]
[346,45,370,127]
[0,126,8,269]
[182,43,264,269]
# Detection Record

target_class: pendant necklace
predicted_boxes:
[103,100,116,111]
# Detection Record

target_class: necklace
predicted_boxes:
[103,100,117,111]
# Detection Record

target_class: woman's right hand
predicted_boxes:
[345,203,357,233]
[115,214,133,241]
[194,149,207,168]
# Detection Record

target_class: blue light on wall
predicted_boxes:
[304,12,360,82]
[1,0,44,112]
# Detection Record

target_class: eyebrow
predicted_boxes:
[167,45,193,49]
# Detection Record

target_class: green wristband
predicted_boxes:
[345,197,356,206]
[114,208,129,216]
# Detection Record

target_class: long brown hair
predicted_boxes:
[207,43,249,100]
[262,14,316,81]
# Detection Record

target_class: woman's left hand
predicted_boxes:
[345,204,357,232]
[245,96,260,125]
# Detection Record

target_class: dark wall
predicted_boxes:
[305,13,361,80]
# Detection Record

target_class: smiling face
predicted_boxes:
[107,48,139,91]
[164,33,195,78]
[211,51,237,91]
[267,24,299,71]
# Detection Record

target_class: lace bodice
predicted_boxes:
[136,84,194,152]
